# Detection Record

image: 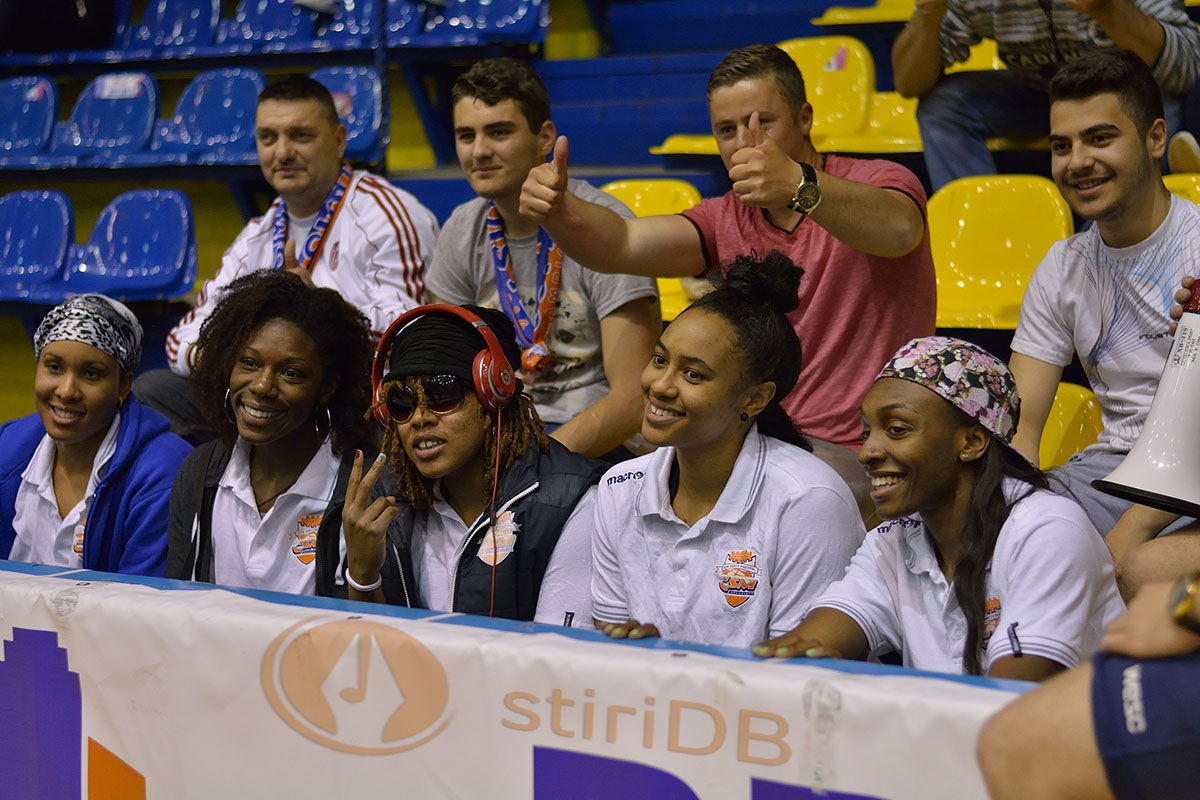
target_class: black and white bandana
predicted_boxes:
[33,294,143,374]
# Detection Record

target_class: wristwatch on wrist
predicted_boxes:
[786,161,822,216]
[1168,571,1200,636]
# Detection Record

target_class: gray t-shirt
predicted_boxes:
[426,179,658,424]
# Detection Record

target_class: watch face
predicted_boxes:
[797,183,821,208]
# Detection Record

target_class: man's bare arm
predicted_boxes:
[520,135,709,278]
[891,0,949,98]
[1008,352,1066,463]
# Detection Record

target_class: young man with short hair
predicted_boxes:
[1009,48,1200,536]
[520,44,936,510]
[425,58,660,460]
[134,75,439,442]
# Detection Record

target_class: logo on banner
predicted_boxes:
[981,596,1002,650]
[291,515,321,565]
[715,549,760,608]
[262,618,451,754]
[477,510,520,566]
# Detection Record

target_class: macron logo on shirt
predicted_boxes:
[606,471,644,486]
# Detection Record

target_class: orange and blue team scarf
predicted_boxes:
[486,202,563,376]
[272,162,354,272]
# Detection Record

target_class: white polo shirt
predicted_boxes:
[812,482,1126,674]
[411,485,596,627]
[211,437,343,596]
[11,413,120,568]
[588,427,865,648]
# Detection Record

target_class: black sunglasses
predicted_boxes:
[386,375,468,422]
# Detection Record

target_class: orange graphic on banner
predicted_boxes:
[262,618,452,754]
[88,738,146,800]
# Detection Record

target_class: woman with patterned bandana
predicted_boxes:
[756,337,1127,680]
[0,294,190,575]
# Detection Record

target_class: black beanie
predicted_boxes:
[382,304,521,386]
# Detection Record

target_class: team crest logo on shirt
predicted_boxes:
[715,549,761,608]
[981,596,1002,650]
[329,241,340,272]
[476,511,520,566]
[291,515,321,565]
[73,517,86,557]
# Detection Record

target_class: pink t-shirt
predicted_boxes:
[681,154,936,447]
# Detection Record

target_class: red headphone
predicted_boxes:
[371,304,517,426]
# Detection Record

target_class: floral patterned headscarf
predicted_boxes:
[876,336,1019,444]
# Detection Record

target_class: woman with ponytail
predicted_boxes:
[581,251,865,647]
[755,336,1126,679]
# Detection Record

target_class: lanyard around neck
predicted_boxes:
[273,162,354,272]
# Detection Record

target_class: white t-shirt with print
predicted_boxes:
[587,427,865,648]
[211,437,343,595]
[410,484,595,627]
[11,413,120,568]
[812,482,1125,674]
[1012,194,1200,452]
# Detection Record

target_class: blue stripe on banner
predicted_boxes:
[0,562,1030,694]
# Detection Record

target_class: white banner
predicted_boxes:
[0,564,1024,799]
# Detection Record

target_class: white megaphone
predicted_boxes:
[1093,280,1200,517]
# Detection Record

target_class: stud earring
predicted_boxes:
[740,412,749,422]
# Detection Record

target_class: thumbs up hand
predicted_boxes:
[728,112,807,211]
[521,135,570,225]
[282,238,315,287]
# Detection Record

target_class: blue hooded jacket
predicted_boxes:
[0,396,191,575]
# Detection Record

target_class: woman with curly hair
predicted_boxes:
[341,303,605,624]
[756,336,1126,680]
[166,269,375,596]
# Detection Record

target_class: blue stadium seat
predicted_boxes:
[27,191,197,303]
[199,0,316,55]
[119,68,265,167]
[311,66,385,163]
[128,0,222,57]
[0,191,73,301]
[386,0,429,46]
[23,73,158,169]
[412,0,547,46]
[0,77,59,169]
[304,0,380,50]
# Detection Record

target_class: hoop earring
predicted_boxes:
[224,389,236,423]
[315,405,332,432]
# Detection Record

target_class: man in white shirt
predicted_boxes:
[134,75,439,443]
[1009,49,1200,535]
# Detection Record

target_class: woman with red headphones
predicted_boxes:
[341,303,605,623]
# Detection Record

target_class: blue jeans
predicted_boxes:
[917,71,1184,192]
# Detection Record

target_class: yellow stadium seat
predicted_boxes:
[653,36,875,155]
[821,90,921,153]
[1165,173,1200,204]
[1039,382,1103,470]
[600,179,703,321]
[927,174,1072,329]
[811,0,913,26]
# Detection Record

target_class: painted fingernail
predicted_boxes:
[355,449,362,460]
[752,645,769,655]
[805,647,823,658]
[375,452,386,464]
[612,627,626,637]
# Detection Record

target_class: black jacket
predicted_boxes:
[377,439,604,620]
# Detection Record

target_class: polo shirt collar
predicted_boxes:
[221,436,337,505]
[633,425,767,525]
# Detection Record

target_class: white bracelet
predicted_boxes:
[345,570,383,593]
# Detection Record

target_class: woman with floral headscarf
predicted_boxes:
[755,336,1126,681]
[0,295,191,575]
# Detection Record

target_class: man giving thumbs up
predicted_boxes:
[519,44,935,518]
